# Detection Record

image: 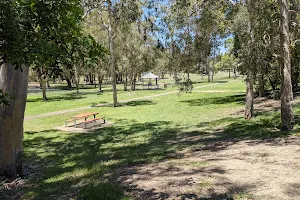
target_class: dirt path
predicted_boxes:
[112,136,300,200]
[25,81,234,121]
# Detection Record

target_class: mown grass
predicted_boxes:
[2,76,300,199]
[25,73,232,116]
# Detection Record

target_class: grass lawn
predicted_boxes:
[25,73,231,117]
[2,76,300,200]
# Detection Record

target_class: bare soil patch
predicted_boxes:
[233,98,282,117]
[112,136,300,200]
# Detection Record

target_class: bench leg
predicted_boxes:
[103,117,106,124]
[74,120,77,128]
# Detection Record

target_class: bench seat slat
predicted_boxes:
[82,117,105,128]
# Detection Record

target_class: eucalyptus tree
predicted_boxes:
[82,0,142,106]
[232,1,275,119]
[0,0,84,177]
[278,0,294,130]
[231,0,296,127]
[162,0,233,83]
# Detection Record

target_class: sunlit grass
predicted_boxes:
[25,73,232,116]
[6,77,300,199]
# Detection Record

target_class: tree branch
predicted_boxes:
[82,8,97,19]
[97,10,109,29]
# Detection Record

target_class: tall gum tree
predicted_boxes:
[245,0,255,120]
[83,0,142,107]
[0,0,84,177]
[278,0,294,130]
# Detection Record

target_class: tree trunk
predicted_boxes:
[88,73,93,84]
[244,0,256,120]
[207,58,211,82]
[229,69,231,78]
[108,2,118,107]
[174,71,179,83]
[234,67,237,79]
[212,55,215,82]
[74,64,80,94]
[65,76,72,89]
[41,78,47,101]
[0,64,29,178]
[124,68,128,91]
[258,73,265,97]
[244,73,254,120]
[131,73,136,91]
[97,73,103,91]
[37,70,47,101]
[278,0,294,130]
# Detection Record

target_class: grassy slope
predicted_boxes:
[3,77,300,199]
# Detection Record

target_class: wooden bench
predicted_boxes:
[82,117,105,129]
[65,119,75,127]
[65,112,105,128]
[65,116,87,127]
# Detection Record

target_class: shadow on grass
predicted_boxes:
[20,120,184,199]
[26,90,103,103]
[180,94,245,106]
[27,95,85,102]
[92,100,157,108]
[78,182,128,200]
[8,112,300,199]
[50,84,112,91]
[214,80,228,83]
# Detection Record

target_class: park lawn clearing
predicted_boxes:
[2,79,300,200]
[25,75,231,117]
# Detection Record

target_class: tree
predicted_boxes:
[216,53,238,78]
[0,0,83,177]
[278,0,294,130]
[83,0,142,106]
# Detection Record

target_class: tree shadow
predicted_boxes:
[6,111,300,199]
[26,93,86,102]
[18,120,184,199]
[50,84,111,91]
[26,89,109,102]
[93,100,157,108]
[180,94,245,106]
[214,80,228,83]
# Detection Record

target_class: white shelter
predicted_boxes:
[141,72,158,88]
[141,72,158,79]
